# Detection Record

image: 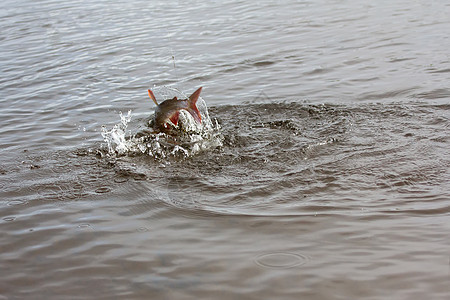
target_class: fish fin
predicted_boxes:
[169,111,180,126]
[187,87,203,123]
[189,87,202,104]
[148,89,158,106]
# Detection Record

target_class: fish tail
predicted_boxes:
[187,87,202,124]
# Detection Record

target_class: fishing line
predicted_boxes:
[170,48,181,88]
[166,26,183,93]
[151,28,185,100]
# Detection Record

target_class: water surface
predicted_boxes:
[1,0,449,299]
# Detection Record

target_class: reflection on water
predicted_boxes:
[1,0,449,299]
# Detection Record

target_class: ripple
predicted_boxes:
[113,176,129,183]
[132,174,147,181]
[1,1,449,298]
[77,223,92,229]
[255,252,309,269]
[7,200,28,206]
[94,186,111,194]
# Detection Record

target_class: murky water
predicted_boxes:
[1,0,449,299]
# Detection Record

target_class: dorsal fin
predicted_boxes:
[147,89,158,106]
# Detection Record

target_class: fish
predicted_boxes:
[147,87,203,133]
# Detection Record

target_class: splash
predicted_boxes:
[101,110,133,155]
[101,87,222,159]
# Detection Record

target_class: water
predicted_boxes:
[1,0,449,299]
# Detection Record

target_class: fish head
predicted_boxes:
[147,87,203,133]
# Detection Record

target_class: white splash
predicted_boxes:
[100,87,222,159]
[101,110,132,156]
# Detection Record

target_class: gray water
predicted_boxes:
[1,0,449,299]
